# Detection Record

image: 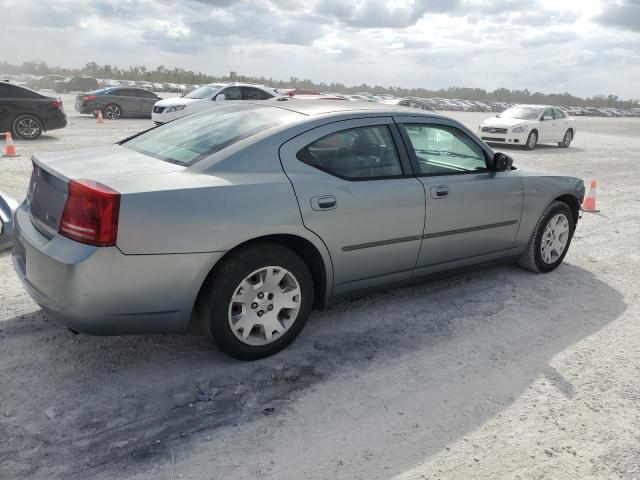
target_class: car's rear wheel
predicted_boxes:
[558,129,573,148]
[524,130,538,150]
[199,242,314,360]
[518,200,575,273]
[103,104,122,119]
[12,114,43,140]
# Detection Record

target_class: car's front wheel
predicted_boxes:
[518,200,575,273]
[524,130,538,150]
[12,114,43,140]
[558,129,573,148]
[199,242,314,360]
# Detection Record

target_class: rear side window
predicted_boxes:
[123,104,302,166]
[297,125,403,180]
[0,84,41,98]
[553,108,566,119]
[243,87,273,100]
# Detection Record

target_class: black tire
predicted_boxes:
[12,114,43,140]
[103,103,122,119]
[524,130,538,150]
[558,129,573,148]
[518,200,575,273]
[199,242,314,360]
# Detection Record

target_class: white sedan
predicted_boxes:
[151,83,279,124]
[479,105,575,150]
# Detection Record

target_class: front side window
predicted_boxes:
[541,109,554,121]
[297,125,403,179]
[123,104,302,166]
[220,87,241,100]
[184,83,225,99]
[402,124,487,175]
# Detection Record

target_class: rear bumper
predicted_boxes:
[75,100,96,114]
[12,204,224,335]
[44,111,67,132]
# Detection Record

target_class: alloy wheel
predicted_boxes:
[227,266,302,346]
[104,105,121,119]
[540,213,570,264]
[563,130,573,147]
[16,117,41,139]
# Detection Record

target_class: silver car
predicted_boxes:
[12,102,585,359]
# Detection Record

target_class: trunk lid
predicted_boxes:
[28,144,184,238]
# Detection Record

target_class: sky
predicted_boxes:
[1,0,639,98]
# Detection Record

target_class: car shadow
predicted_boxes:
[0,262,626,479]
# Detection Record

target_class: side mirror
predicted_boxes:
[492,152,513,171]
[215,94,225,102]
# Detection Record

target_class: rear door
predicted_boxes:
[280,117,426,294]
[111,89,139,116]
[0,83,15,132]
[395,116,523,273]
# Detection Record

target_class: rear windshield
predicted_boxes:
[122,104,302,166]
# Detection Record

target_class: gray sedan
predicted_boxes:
[12,102,585,359]
[75,87,161,119]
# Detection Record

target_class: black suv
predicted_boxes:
[0,82,67,140]
[53,76,99,94]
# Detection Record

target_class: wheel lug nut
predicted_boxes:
[268,293,274,300]
[251,302,258,309]
[257,292,264,299]
[267,305,274,311]
[257,310,264,317]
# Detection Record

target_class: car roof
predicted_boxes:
[262,99,446,119]
[514,104,556,108]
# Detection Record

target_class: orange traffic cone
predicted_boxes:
[3,132,18,157]
[96,109,104,123]
[582,179,599,212]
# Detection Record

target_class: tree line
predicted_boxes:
[2,60,637,108]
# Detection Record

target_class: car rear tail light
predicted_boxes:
[83,95,97,101]
[59,180,120,246]
[52,97,63,109]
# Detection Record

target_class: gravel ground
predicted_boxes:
[1,96,639,480]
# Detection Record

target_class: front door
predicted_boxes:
[539,108,556,142]
[280,118,426,295]
[395,118,524,273]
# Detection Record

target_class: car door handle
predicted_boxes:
[311,195,337,211]
[430,186,449,199]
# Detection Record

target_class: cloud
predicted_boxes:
[596,0,640,32]
[0,0,639,98]
[314,0,461,28]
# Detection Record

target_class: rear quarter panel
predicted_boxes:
[110,138,334,291]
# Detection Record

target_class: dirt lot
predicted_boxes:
[1,97,639,480]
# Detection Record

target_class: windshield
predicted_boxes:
[498,107,541,120]
[185,83,226,99]
[123,104,302,166]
